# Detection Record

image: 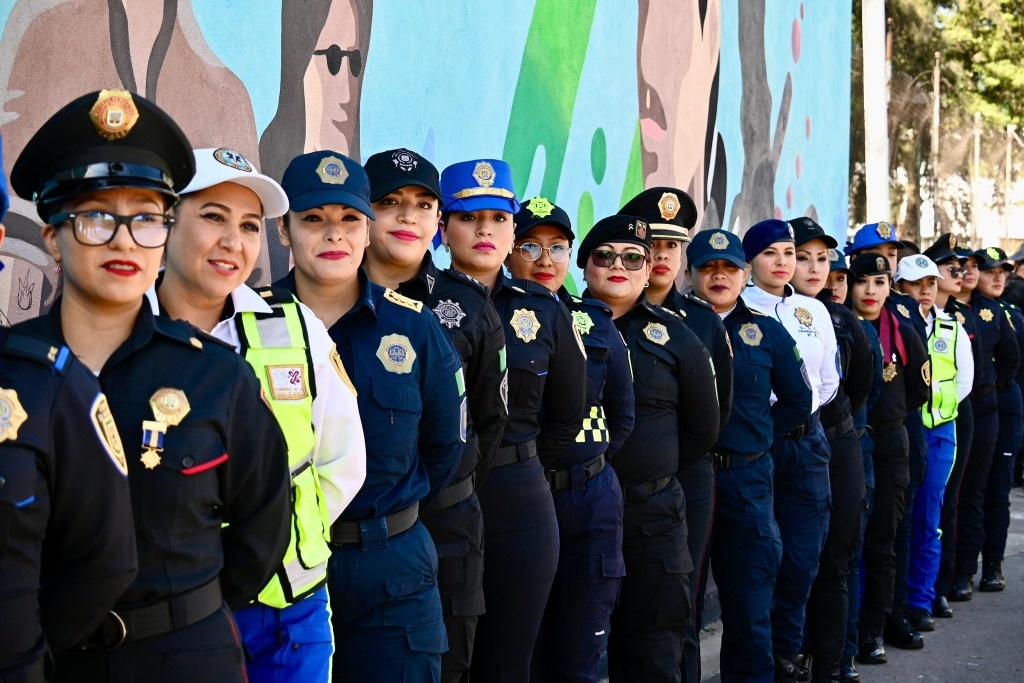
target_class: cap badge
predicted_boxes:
[710,233,729,250]
[876,221,893,240]
[987,247,1001,260]
[472,161,496,188]
[828,248,839,262]
[510,308,541,343]
[876,256,886,271]
[634,219,648,240]
[527,197,555,218]
[658,192,680,221]
[738,323,763,346]
[643,322,670,345]
[89,89,140,141]
[794,307,813,327]
[376,334,417,374]
[0,386,29,442]
[949,234,958,248]
[897,303,911,319]
[980,308,994,322]
[572,310,595,336]
[316,155,349,185]
[915,256,928,268]
[804,218,815,227]
[391,149,419,172]
[432,299,466,329]
[89,394,127,475]
[934,338,949,353]
[213,148,252,172]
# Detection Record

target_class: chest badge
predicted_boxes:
[572,310,595,336]
[0,387,29,442]
[142,388,191,470]
[794,307,814,327]
[643,322,670,345]
[510,309,541,342]
[979,308,994,322]
[433,299,466,329]
[882,359,898,383]
[376,334,417,374]
[897,303,911,318]
[738,323,763,346]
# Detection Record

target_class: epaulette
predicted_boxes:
[1,330,72,374]
[154,316,233,351]
[573,295,612,315]
[515,279,559,300]
[383,288,424,312]
[751,309,771,318]
[683,291,714,310]
[646,300,684,323]
[254,284,301,307]
[444,268,489,296]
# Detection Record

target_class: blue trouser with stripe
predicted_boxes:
[907,421,956,612]
[235,587,333,683]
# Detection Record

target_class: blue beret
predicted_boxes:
[742,219,795,262]
[281,151,374,218]
[0,134,8,222]
[514,197,573,240]
[687,229,746,270]
[846,220,902,254]
[440,159,520,215]
[576,214,651,268]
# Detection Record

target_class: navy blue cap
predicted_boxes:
[846,221,903,254]
[364,148,441,202]
[1009,247,1024,263]
[849,251,892,278]
[514,197,573,240]
[828,246,852,274]
[440,159,520,214]
[0,134,8,222]
[971,246,1013,271]
[688,229,746,270]
[10,89,194,221]
[576,214,651,268]
[742,218,795,261]
[788,216,838,249]
[619,187,697,241]
[281,151,374,219]
[921,236,959,266]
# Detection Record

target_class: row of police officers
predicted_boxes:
[1,88,1018,683]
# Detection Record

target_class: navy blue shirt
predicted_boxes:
[967,293,1020,391]
[279,268,465,519]
[944,297,984,391]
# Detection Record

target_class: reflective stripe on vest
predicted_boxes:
[922,318,960,428]
[574,405,609,444]
[239,298,331,607]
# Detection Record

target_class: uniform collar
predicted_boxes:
[275,267,378,319]
[744,282,795,306]
[398,252,440,299]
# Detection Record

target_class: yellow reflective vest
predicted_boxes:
[922,317,960,428]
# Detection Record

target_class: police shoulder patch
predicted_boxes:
[384,288,424,312]
[572,310,595,336]
[897,303,911,319]
[0,386,28,443]
[432,299,467,329]
[376,334,417,374]
[90,393,127,475]
[921,360,932,385]
[643,322,670,345]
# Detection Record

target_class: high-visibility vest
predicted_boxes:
[238,287,331,607]
[922,317,960,428]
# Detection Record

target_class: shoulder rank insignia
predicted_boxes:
[384,288,424,312]
[0,386,29,442]
[794,307,813,327]
[510,308,541,342]
[572,310,595,336]
[897,303,910,319]
[90,394,127,475]
[955,311,966,324]
[979,308,994,322]
[432,299,466,329]
[921,360,931,385]
[738,323,762,346]
[643,322,669,345]
[376,334,417,374]
[330,346,357,395]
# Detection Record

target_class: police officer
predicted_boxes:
[788,218,872,683]
[686,228,812,682]
[437,160,587,682]
[825,247,854,305]
[507,197,634,682]
[741,219,840,681]
[0,150,137,683]
[579,213,720,682]
[362,148,508,682]
[10,90,292,682]
[274,150,466,682]
[619,188,733,683]
[155,148,368,683]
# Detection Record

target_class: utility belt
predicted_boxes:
[620,475,673,504]
[546,454,606,492]
[783,411,820,440]
[997,381,1014,392]
[823,415,856,442]
[492,439,538,467]
[331,502,419,545]
[972,383,996,400]
[711,450,764,471]
[869,418,904,439]
[423,475,476,512]
[78,580,223,651]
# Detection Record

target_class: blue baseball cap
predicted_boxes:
[0,133,8,222]
[828,246,852,274]
[742,218,795,262]
[281,150,375,219]
[846,220,903,254]
[440,159,520,214]
[688,229,746,270]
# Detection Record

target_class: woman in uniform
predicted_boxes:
[506,197,634,682]
[436,160,587,682]
[273,150,465,682]
[10,90,292,683]
[579,213,720,682]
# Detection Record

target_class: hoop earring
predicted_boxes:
[644,280,650,288]
[443,243,450,253]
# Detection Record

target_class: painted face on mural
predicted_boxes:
[305,0,364,157]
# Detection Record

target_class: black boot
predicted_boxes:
[810,657,842,683]
[932,595,953,618]
[979,561,1006,592]
[948,574,973,601]
[775,654,800,683]
[856,635,887,665]
[795,654,810,682]
[839,656,859,682]
[883,615,924,649]
[908,607,935,632]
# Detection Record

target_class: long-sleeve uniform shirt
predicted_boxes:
[965,293,1020,401]
[944,297,984,392]
[819,296,874,430]
[865,308,930,427]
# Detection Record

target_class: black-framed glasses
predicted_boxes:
[516,242,571,263]
[590,249,647,271]
[49,211,173,248]
[944,266,966,277]
[313,45,362,77]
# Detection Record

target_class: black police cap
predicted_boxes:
[514,197,574,240]
[364,148,441,203]
[849,251,893,278]
[788,216,838,249]
[11,89,194,221]
[921,240,958,266]
[619,187,697,241]
[576,214,651,268]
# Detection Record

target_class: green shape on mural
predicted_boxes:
[591,127,607,184]
[577,190,595,241]
[619,121,645,208]
[503,0,598,198]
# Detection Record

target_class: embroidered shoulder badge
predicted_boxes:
[897,303,910,319]
[644,322,669,345]
[738,323,762,346]
[376,334,417,374]
[979,308,994,322]
[794,307,813,327]
[510,308,541,342]
[90,393,127,475]
[572,310,595,336]
[432,299,466,328]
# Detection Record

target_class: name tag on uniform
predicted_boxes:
[266,365,308,400]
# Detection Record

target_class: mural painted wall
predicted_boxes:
[0,0,852,322]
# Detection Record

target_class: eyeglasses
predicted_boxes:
[49,211,174,248]
[515,242,571,263]
[313,45,362,77]
[590,249,648,271]
[944,266,966,277]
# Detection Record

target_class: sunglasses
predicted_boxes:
[49,211,173,248]
[515,242,571,263]
[944,266,966,277]
[590,249,648,271]
[313,45,362,77]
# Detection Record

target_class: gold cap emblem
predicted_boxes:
[149,388,191,426]
[710,233,729,250]
[89,89,140,141]
[472,161,496,187]
[316,155,349,185]
[949,234,958,249]
[658,192,680,221]
[527,197,555,218]
[876,221,893,240]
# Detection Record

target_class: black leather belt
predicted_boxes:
[869,418,903,438]
[0,655,46,683]
[79,579,223,650]
[824,415,856,442]
[331,502,419,545]
[784,416,817,440]
[712,450,763,470]
[424,475,475,511]
[493,440,538,467]
[546,454,606,492]
[973,383,995,399]
[621,475,672,504]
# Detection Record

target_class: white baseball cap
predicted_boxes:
[895,254,944,282]
[181,148,289,218]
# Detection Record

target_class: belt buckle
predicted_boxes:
[80,610,127,651]
[713,452,731,470]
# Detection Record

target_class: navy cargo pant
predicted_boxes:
[842,427,875,664]
[678,453,715,683]
[954,392,999,580]
[983,385,1023,567]
[935,397,974,599]
[890,411,927,621]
